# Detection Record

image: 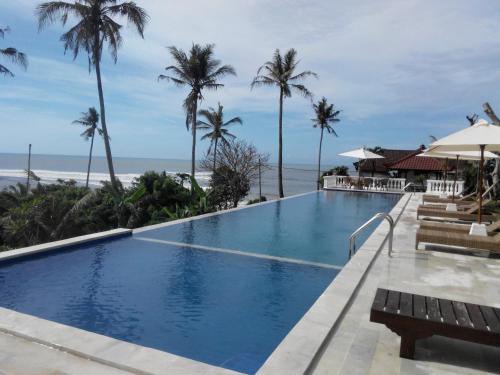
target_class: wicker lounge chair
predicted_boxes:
[370,288,500,359]
[423,183,496,204]
[417,200,494,221]
[415,229,500,252]
[419,220,500,234]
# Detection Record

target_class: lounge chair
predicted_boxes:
[419,220,500,234]
[415,228,500,252]
[417,200,494,222]
[423,183,496,204]
[370,288,500,359]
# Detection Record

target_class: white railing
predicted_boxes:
[426,180,465,195]
[323,176,406,191]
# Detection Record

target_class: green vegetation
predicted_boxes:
[159,44,236,182]
[72,107,102,188]
[36,0,149,189]
[197,103,242,171]
[251,49,317,198]
[0,26,28,76]
[312,97,341,190]
[0,172,211,251]
[201,140,269,209]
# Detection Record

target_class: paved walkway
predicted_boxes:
[0,331,132,375]
[312,193,500,375]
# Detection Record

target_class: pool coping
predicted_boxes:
[256,192,413,375]
[0,190,408,375]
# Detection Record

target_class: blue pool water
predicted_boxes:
[138,190,400,266]
[0,238,335,374]
[0,190,400,373]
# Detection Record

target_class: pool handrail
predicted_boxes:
[349,212,394,259]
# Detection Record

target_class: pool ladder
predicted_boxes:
[348,212,394,259]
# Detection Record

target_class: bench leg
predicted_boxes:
[400,334,416,359]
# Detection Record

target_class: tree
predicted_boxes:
[0,27,28,76]
[36,0,148,189]
[73,107,102,188]
[251,48,317,198]
[312,97,340,189]
[159,44,236,184]
[201,140,269,208]
[197,103,242,171]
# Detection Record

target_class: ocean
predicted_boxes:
[0,153,320,200]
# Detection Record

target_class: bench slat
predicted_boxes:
[399,292,413,317]
[439,299,456,325]
[414,295,426,319]
[372,288,388,312]
[480,306,500,333]
[466,303,487,331]
[426,297,441,322]
[453,301,473,327]
[386,290,400,314]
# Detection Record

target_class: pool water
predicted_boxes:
[137,190,400,266]
[0,190,400,374]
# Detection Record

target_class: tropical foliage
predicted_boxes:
[312,97,340,189]
[197,103,242,171]
[251,48,316,197]
[0,172,214,250]
[36,0,149,189]
[159,44,236,181]
[73,107,102,188]
[0,26,28,76]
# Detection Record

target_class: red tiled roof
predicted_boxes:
[387,152,449,171]
[359,148,420,173]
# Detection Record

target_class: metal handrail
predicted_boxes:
[403,182,415,191]
[348,212,394,259]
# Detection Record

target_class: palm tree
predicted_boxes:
[0,27,28,76]
[73,107,102,188]
[312,97,340,190]
[36,0,148,189]
[159,44,236,183]
[197,103,242,171]
[251,49,317,198]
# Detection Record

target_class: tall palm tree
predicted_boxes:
[197,103,242,171]
[159,44,236,183]
[312,97,340,190]
[73,107,102,188]
[0,27,28,76]
[36,0,148,189]
[251,49,317,198]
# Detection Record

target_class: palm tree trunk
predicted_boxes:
[86,130,95,189]
[94,54,117,189]
[317,127,324,190]
[278,89,284,198]
[191,99,198,185]
[213,137,218,172]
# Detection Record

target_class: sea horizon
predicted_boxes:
[0,152,328,200]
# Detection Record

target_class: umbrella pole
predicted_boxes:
[478,145,485,224]
[452,155,459,202]
[358,159,362,189]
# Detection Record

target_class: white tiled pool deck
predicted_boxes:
[311,193,500,375]
[1,193,499,374]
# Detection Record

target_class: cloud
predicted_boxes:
[2,0,500,163]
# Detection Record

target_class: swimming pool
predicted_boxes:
[0,190,400,374]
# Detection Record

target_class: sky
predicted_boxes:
[2,0,500,165]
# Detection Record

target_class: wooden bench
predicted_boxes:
[370,288,500,359]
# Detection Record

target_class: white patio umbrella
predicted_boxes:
[418,148,497,200]
[429,119,500,223]
[339,147,385,186]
